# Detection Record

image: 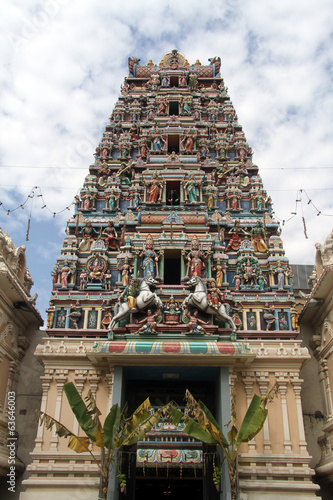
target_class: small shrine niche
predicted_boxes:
[163,249,182,285]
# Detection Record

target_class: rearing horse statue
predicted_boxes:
[182,276,236,334]
[108,276,162,338]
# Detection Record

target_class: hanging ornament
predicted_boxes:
[302,217,308,239]
[26,218,31,241]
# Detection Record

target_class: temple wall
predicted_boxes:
[20,337,319,499]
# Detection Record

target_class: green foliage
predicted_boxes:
[37,382,182,499]
[183,387,277,499]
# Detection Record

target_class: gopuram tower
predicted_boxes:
[22,51,318,500]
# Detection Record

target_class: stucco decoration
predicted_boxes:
[315,229,333,275]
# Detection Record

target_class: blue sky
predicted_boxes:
[1,0,333,324]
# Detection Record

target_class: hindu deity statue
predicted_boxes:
[102,221,119,251]
[184,173,200,203]
[145,172,163,203]
[118,257,133,287]
[250,220,267,253]
[137,235,160,279]
[183,236,209,278]
[226,220,249,252]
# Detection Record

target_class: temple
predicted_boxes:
[22,51,319,500]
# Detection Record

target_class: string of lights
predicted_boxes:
[0,186,332,225]
[0,186,79,218]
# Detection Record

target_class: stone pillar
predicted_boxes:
[73,370,88,435]
[242,371,257,452]
[34,369,54,451]
[276,372,292,453]
[88,370,101,399]
[97,308,103,329]
[321,359,333,418]
[83,308,90,329]
[289,372,308,454]
[256,371,271,453]
[105,372,114,413]
[107,366,123,500]
[217,367,231,500]
[50,369,68,450]
[180,180,184,203]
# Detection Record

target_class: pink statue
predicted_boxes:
[146,173,162,203]
[183,237,209,278]
[60,262,71,288]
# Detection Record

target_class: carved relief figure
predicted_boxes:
[102,221,119,250]
[137,235,160,279]
[226,220,249,252]
[135,308,161,334]
[184,307,209,335]
[146,173,163,203]
[118,257,132,287]
[183,237,209,278]
[184,174,200,203]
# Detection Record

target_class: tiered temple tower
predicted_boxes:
[22,51,319,500]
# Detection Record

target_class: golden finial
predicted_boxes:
[147,59,154,66]
[185,59,189,66]
[195,59,201,66]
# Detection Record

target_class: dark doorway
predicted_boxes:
[136,479,202,500]
[168,135,179,154]
[170,76,179,87]
[166,181,180,206]
[122,368,220,500]
[124,368,218,412]
[169,101,179,115]
[164,249,181,284]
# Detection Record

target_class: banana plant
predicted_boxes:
[183,386,277,499]
[36,382,176,499]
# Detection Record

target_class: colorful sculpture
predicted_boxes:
[183,236,209,278]
[137,235,160,279]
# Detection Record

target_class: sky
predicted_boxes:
[1,0,333,325]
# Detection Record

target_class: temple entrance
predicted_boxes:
[119,368,220,500]
[164,249,181,284]
[136,478,202,500]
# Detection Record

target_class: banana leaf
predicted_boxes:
[236,394,268,445]
[103,404,121,449]
[184,418,219,445]
[64,382,94,437]
[68,435,91,453]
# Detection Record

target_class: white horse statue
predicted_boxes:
[182,276,236,334]
[108,276,162,338]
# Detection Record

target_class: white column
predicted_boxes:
[290,372,308,454]
[105,372,114,413]
[322,360,333,418]
[83,309,90,330]
[242,371,257,452]
[97,308,103,329]
[34,370,54,451]
[256,371,271,453]
[276,373,292,453]
[73,370,88,435]
[50,370,68,450]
